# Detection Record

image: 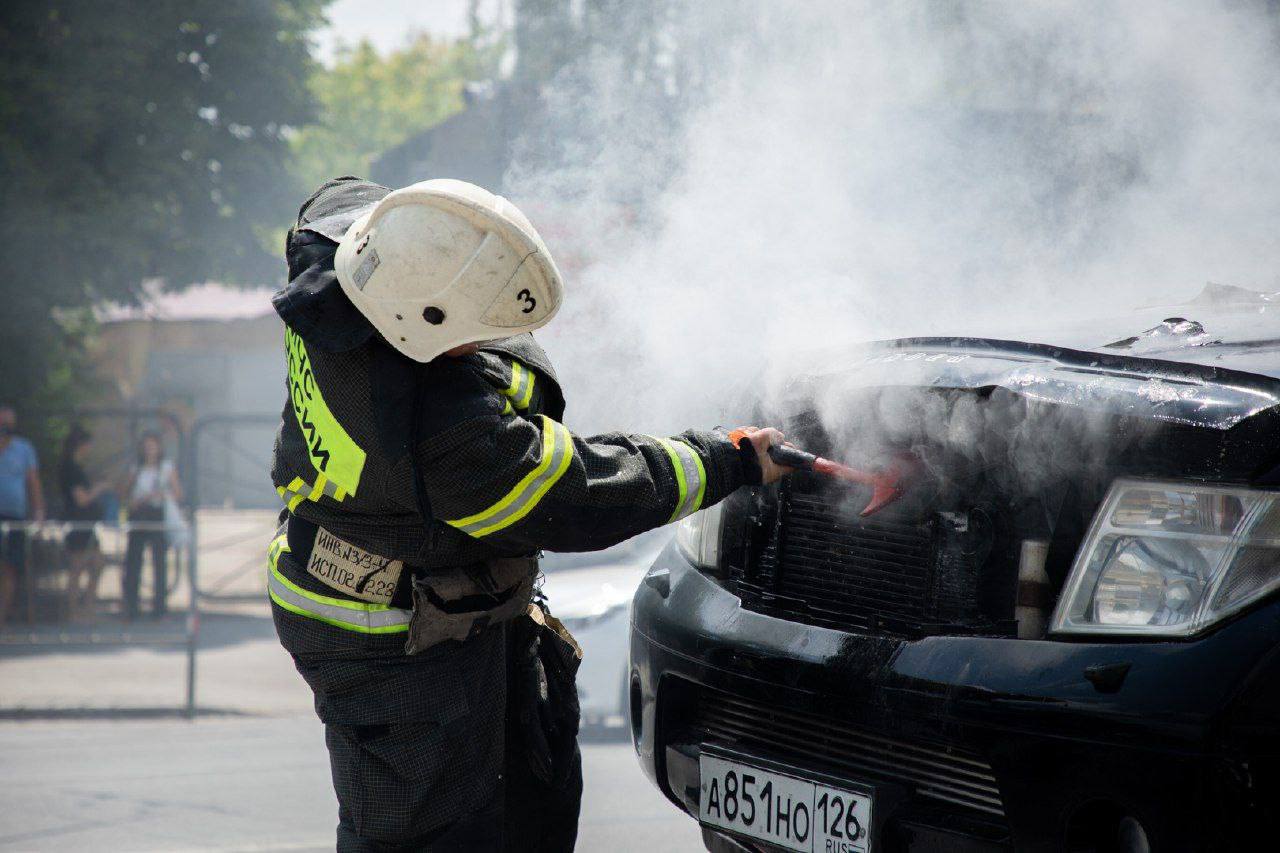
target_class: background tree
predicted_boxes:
[290,32,493,196]
[0,0,327,411]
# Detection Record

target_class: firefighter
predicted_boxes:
[268,176,791,852]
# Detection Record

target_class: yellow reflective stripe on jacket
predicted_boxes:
[268,532,290,565]
[285,327,366,497]
[659,439,706,523]
[445,416,574,538]
[265,533,410,634]
[276,472,346,511]
[501,360,536,410]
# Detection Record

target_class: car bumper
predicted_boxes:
[629,542,1280,852]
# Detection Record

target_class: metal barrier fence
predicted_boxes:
[0,408,285,716]
[0,520,188,626]
[185,413,282,606]
[0,407,199,715]
[0,519,198,713]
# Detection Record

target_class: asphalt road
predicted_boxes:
[0,514,702,851]
[0,716,703,852]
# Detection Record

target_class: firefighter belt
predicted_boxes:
[406,557,538,655]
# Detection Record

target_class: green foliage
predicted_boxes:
[290,33,491,194]
[0,0,328,411]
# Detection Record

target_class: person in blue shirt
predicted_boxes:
[0,405,44,625]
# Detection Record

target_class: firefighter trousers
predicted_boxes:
[271,552,581,851]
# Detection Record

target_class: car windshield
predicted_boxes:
[540,526,673,572]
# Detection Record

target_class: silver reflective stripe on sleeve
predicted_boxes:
[659,438,707,523]
[445,416,574,538]
[266,534,411,634]
[502,360,536,410]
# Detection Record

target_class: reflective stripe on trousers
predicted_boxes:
[266,534,411,634]
[285,326,367,497]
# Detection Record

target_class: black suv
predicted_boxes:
[629,288,1280,852]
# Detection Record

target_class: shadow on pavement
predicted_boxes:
[0,705,252,720]
[0,609,278,658]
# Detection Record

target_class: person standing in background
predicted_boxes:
[59,425,111,622]
[0,405,44,625]
[123,432,181,620]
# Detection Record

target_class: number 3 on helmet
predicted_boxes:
[333,179,566,363]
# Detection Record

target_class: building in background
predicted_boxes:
[91,284,283,510]
[374,84,521,192]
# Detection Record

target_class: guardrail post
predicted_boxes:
[185,528,199,718]
[186,422,202,719]
[183,412,281,718]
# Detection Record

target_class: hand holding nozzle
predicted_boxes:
[728,428,913,515]
[729,427,793,485]
[757,438,913,517]
[763,443,818,470]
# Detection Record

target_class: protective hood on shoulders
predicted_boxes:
[296,176,390,242]
[272,177,390,353]
[480,334,567,420]
[271,249,375,353]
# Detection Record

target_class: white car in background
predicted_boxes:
[540,527,671,728]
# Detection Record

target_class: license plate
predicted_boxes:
[699,753,873,853]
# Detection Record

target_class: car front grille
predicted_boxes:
[729,477,1006,638]
[693,688,1007,820]
[775,492,935,631]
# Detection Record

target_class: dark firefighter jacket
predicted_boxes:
[269,178,754,604]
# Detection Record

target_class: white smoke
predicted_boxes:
[509,1,1280,439]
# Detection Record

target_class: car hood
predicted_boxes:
[1015,303,1280,378]
[778,284,1280,431]
[773,284,1280,431]
[786,335,1280,433]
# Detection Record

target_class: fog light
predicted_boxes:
[629,677,643,744]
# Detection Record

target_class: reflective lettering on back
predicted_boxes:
[285,327,366,497]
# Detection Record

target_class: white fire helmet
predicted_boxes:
[333,179,564,363]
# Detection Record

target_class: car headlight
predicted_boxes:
[1052,479,1280,636]
[675,502,724,570]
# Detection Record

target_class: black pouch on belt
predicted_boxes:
[505,600,584,852]
[405,556,538,655]
[512,601,582,785]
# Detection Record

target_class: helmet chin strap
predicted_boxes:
[442,342,484,358]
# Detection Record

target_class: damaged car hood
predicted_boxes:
[790,328,1280,432]
[783,284,1280,430]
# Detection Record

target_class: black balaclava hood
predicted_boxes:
[271,177,389,353]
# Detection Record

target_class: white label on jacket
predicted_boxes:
[307,527,402,604]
